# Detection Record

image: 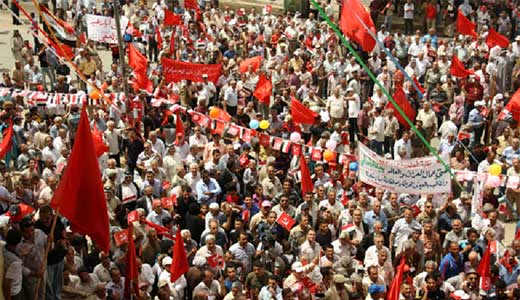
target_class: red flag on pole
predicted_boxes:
[184,0,199,11]
[239,56,263,73]
[92,126,108,157]
[253,73,272,105]
[124,225,139,299]
[155,26,163,50]
[50,108,110,252]
[276,211,296,231]
[175,112,184,145]
[486,28,510,49]
[505,89,520,122]
[387,256,407,300]
[170,230,189,282]
[450,55,475,78]
[164,9,182,26]
[339,0,376,52]
[478,242,492,291]
[386,87,416,130]
[290,97,318,125]
[0,123,13,160]
[300,153,314,194]
[128,43,153,92]
[456,10,477,39]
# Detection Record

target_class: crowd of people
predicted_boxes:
[3,0,520,299]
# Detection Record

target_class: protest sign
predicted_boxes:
[86,14,129,44]
[161,57,222,83]
[358,144,451,194]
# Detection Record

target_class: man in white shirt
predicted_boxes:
[369,107,386,155]
[104,120,121,165]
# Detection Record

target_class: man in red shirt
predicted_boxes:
[463,76,484,123]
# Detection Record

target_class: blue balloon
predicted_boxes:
[349,162,358,171]
[249,120,259,129]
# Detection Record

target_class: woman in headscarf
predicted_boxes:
[448,95,465,127]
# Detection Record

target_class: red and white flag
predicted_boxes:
[276,211,296,231]
[113,229,129,246]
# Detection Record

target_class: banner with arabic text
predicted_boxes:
[359,144,451,194]
[161,58,222,83]
[86,14,128,44]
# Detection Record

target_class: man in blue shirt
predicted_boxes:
[363,200,388,233]
[196,169,222,205]
[439,241,464,280]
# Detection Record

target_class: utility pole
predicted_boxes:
[113,0,130,102]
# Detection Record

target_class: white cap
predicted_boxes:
[474,101,485,107]
[291,261,304,273]
[162,256,172,266]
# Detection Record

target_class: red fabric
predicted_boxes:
[290,97,318,125]
[385,87,416,130]
[155,26,163,50]
[339,0,376,52]
[184,0,199,11]
[207,253,225,269]
[478,242,492,291]
[128,43,153,93]
[47,38,74,60]
[79,32,87,45]
[113,229,129,246]
[413,76,425,94]
[164,9,182,26]
[500,250,518,274]
[239,56,263,73]
[425,4,437,19]
[486,28,510,49]
[300,153,314,195]
[124,225,139,299]
[161,57,222,83]
[91,126,108,157]
[175,112,184,145]
[388,256,406,300]
[50,108,110,252]
[457,10,477,39]
[0,123,13,160]
[5,203,34,223]
[505,88,520,122]
[276,211,296,231]
[170,33,175,56]
[170,230,189,282]
[253,73,272,105]
[450,55,475,78]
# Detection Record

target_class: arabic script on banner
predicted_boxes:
[86,14,128,44]
[358,144,451,194]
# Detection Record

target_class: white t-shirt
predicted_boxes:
[347,94,361,118]
[404,3,414,19]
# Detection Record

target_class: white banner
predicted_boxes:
[86,14,128,44]
[358,144,451,194]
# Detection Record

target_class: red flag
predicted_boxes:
[161,195,176,208]
[161,57,222,83]
[164,9,182,26]
[413,76,425,94]
[456,10,477,39]
[386,87,416,130]
[253,73,272,105]
[127,210,139,223]
[276,211,296,231]
[79,32,87,45]
[505,89,520,122]
[300,153,314,194]
[239,56,263,73]
[113,229,129,247]
[124,225,139,299]
[92,126,108,157]
[387,256,407,300]
[0,123,13,160]
[290,97,318,125]
[184,0,199,11]
[170,33,175,55]
[50,108,110,252]
[450,55,475,78]
[128,43,153,92]
[142,219,173,238]
[207,253,225,269]
[155,26,163,50]
[478,242,492,291]
[128,43,147,72]
[339,0,376,52]
[486,28,510,49]
[170,229,189,282]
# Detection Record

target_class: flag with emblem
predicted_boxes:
[161,195,176,208]
[114,229,129,246]
[276,211,296,231]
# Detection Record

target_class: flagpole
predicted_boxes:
[113,0,130,107]
[34,208,60,300]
